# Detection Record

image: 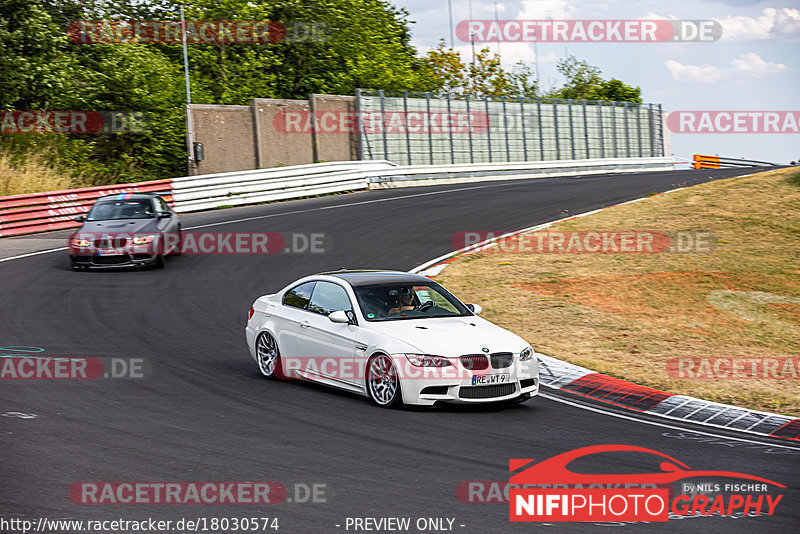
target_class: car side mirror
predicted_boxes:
[329,310,350,324]
[75,215,86,223]
[158,211,172,218]
[466,303,482,315]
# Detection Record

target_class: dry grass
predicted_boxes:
[439,167,800,415]
[0,152,86,197]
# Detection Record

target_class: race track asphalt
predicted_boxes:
[1,167,797,534]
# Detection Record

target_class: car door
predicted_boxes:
[275,281,317,372]
[296,281,359,385]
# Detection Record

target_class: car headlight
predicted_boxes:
[133,235,156,245]
[71,238,91,248]
[404,354,452,367]
[519,346,535,361]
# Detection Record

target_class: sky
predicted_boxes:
[392,0,799,164]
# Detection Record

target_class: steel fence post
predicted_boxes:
[403,91,412,165]
[447,93,455,164]
[355,88,364,160]
[466,95,474,163]
[537,98,544,160]
[647,103,655,157]
[624,102,631,158]
[553,100,560,160]
[611,101,618,157]
[582,100,589,159]
[502,96,511,161]
[520,97,528,161]
[485,96,493,163]
[379,89,388,161]
[636,103,643,157]
[426,92,433,165]
[568,99,575,160]
[598,101,605,159]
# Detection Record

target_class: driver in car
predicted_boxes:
[388,287,416,315]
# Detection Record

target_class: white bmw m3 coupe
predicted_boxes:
[245,270,539,407]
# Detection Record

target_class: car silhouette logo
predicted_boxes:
[510,444,786,487]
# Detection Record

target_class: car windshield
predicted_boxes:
[352,282,471,321]
[86,199,154,220]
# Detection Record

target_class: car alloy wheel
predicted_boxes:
[367,354,402,407]
[256,332,284,379]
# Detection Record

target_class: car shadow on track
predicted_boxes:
[236,363,537,413]
[56,255,189,272]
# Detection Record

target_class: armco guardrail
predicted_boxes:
[171,160,397,212]
[0,180,173,237]
[693,154,777,170]
[367,157,675,188]
[1,157,675,237]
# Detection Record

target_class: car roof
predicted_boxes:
[316,270,435,287]
[95,192,163,201]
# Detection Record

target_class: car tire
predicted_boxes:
[153,254,166,269]
[366,354,403,408]
[255,332,285,379]
[171,229,183,256]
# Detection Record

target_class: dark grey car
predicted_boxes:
[68,193,182,270]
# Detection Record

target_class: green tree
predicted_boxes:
[509,61,538,99]
[550,55,601,100]
[425,40,467,96]
[171,0,436,103]
[549,55,641,103]
[0,0,75,109]
[265,0,435,97]
[587,78,642,103]
[423,43,516,98]
[466,47,513,97]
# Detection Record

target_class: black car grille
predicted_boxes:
[91,255,130,265]
[94,237,129,248]
[460,353,513,370]
[459,383,516,399]
[520,378,537,389]
[460,355,489,370]
[420,385,450,395]
[491,352,513,369]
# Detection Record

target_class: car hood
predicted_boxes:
[77,219,159,234]
[366,316,528,356]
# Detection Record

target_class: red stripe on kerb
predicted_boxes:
[770,419,800,441]
[559,372,674,411]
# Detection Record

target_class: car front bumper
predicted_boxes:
[398,356,540,406]
[70,252,160,268]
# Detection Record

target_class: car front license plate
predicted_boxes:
[472,373,510,386]
[98,248,124,256]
